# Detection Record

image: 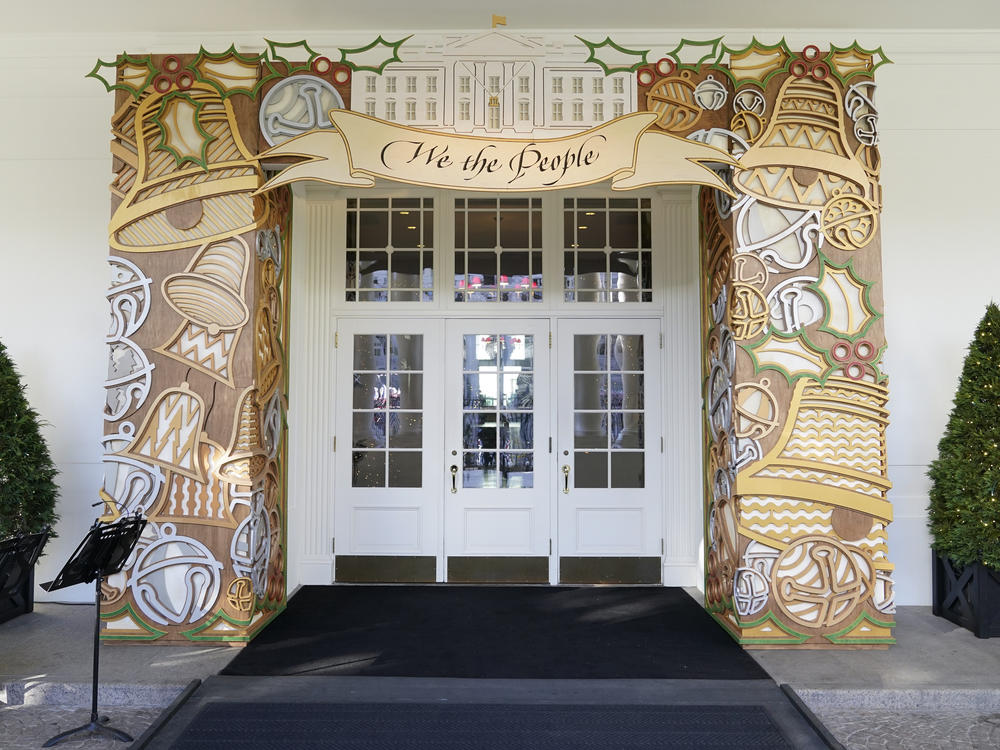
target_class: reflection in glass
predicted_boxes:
[455,198,543,302]
[345,197,434,302]
[574,412,607,449]
[572,332,645,489]
[353,373,423,410]
[351,333,423,487]
[574,374,607,409]
[390,334,423,370]
[461,332,536,489]
[502,373,532,409]
[354,335,387,370]
[387,412,422,448]
[563,197,652,303]
[500,412,533,450]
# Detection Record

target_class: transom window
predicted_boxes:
[564,197,653,302]
[454,198,542,303]
[345,198,434,302]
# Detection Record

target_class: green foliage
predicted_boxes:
[0,340,59,539]
[928,303,1000,570]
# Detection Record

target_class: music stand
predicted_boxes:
[40,515,146,747]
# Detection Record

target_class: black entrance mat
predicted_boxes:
[165,701,794,749]
[222,585,768,679]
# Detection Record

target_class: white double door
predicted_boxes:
[334,317,661,583]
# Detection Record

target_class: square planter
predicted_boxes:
[0,531,49,624]
[932,550,1000,638]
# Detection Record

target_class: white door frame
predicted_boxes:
[285,184,704,590]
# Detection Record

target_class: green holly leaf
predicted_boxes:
[665,37,724,73]
[576,36,649,75]
[188,45,278,99]
[266,39,321,74]
[86,53,155,99]
[339,35,411,74]
[824,41,893,84]
[152,92,217,170]
[711,37,793,87]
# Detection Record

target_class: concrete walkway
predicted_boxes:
[3,602,1000,748]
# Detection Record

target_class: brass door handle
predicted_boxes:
[450,465,458,493]
[562,464,570,494]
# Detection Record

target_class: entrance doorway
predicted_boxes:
[334,316,661,583]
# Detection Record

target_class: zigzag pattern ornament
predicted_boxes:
[156,236,251,386]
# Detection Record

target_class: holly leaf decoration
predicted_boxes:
[576,36,649,74]
[339,35,411,74]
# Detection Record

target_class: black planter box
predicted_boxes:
[0,531,48,625]
[932,551,1000,638]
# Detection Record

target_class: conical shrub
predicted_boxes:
[928,303,1000,570]
[0,340,59,538]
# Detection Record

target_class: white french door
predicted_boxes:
[443,319,552,582]
[333,318,444,581]
[556,319,663,583]
[334,316,661,584]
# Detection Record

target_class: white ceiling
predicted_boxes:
[9,0,1000,33]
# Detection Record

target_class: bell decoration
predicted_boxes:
[108,83,262,253]
[734,74,870,211]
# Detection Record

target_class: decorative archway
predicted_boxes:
[91,33,893,646]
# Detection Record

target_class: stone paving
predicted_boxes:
[6,701,1000,748]
[1,705,160,749]
[815,708,1000,750]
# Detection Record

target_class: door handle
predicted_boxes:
[450,465,458,493]
[562,464,570,494]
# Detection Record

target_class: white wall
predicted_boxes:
[2,25,997,604]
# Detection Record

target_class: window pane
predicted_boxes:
[352,451,385,487]
[500,453,533,488]
[499,211,529,247]
[353,335,387,370]
[359,211,389,247]
[467,211,496,248]
[389,334,423,370]
[574,412,607,449]
[353,412,386,449]
[388,452,421,487]
[387,412,422,448]
[500,411,534,450]
[575,451,607,488]
[574,374,608,410]
[391,251,421,288]
[611,452,644,488]
[391,211,422,248]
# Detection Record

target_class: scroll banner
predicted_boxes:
[255,110,737,195]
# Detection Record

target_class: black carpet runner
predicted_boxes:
[167,702,794,749]
[222,585,768,680]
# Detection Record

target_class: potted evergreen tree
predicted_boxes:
[0,339,58,623]
[928,303,1000,638]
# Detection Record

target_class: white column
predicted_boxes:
[661,188,704,586]
[286,194,341,586]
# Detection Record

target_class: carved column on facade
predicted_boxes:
[694,44,895,646]
[96,52,293,642]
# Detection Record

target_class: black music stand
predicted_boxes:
[40,515,146,747]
